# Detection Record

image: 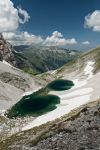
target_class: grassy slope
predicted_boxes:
[55,47,100,76]
[82,47,100,73]
[14,47,80,75]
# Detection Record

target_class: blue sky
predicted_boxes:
[1,0,100,50]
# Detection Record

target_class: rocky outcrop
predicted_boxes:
[0,33,17,66]
[34,101,100,150]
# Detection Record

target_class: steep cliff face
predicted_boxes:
[0,33,17,67]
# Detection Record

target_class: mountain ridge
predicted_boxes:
[13,45,81,75]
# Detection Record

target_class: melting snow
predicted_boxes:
[0,109,6,116]
[22,87,41,97]
[84,61,94,79]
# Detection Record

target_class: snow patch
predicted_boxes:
[2,60,12,67]
[60,88,93,99]
[72,61,94,89]
[72,79,87,89]
[51,70,57,74]
[0,110,6,116]
[22,87,41,97]
[84,61,94,79]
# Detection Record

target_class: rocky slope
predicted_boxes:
[0,99,100,150]
[0,60,43,110]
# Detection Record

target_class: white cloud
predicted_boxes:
[82,41,90,45]
[85,10,100,31]
[3,31,77,47]
[18,7,30,24]
[3,32,43,46]
[0,1,77,47]
[43,31,77,46]
[0,0,30,32]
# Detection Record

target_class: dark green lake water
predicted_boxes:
[7,79,74,118]
[47,79,74,91]
[7,94,60,118]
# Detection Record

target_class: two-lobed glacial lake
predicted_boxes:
[6,79,74,118]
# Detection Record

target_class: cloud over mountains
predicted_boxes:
[0,0,77,46]
[43,31,77,46]
[85,10,100,32]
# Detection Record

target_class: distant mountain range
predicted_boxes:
[13,45,81,75]
[0,33,81,75]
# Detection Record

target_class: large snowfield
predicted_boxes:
[22,61,100,130]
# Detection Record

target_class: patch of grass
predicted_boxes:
[56,59,77,74]
[22,67,38,75]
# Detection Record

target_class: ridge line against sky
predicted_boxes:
[0,0,100,50]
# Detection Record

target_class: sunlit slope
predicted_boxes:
[14,46,80,75]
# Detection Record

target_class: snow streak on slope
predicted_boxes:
[22,87,41,97]
[84,61,94,79]
[22,61,95,130]
[3,60,12,67]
